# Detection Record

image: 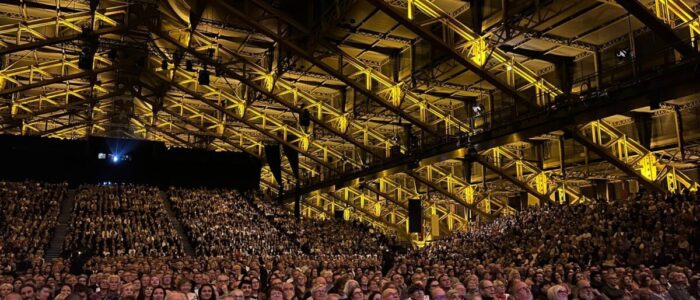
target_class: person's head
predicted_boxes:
[429,287,445,300]
[165,291,187,300]
[439,276,451,290]
[546,285,568,300]
[121,284,135,298]
[281,283,295,300]
[230,289,245,300]
[144,286,154,298]
[466,276,479,291]
[268,286,285,300]
[108,275,121,292]
[368,292,382,300]
[576,280,595,300]
[509,281,532,300]
[493,280,506,297]
[312,285,327,300]
[20,284,35,300]
[344,280,360,298]
[151,287,166,300]
[479,281,495,298]
[650,280,665,294]
[382,288,400,300]
[149,277,160,288]
[37,286,52,300]
[604,273,618,287]
[1,283,14,297]
[176,279,192,294]
[198,284,215,300]
[268,277,281,289]
[6,293,23,300]
[59,285,72,296]
[408,284,425,300]
[349,287,363,300]
[392,275,403,287]
[238,280,252,297]
[446,289,462,300]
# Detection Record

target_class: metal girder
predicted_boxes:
[217,0,472,137]
[0,56,115,97]
[322,187,412,238]
[130,114,195,147]
[150,21,392,162]
[0,5,129,54]
[287,57,700,196]
[153,11,482,234]
[365,0,549,109]
[478,146,590,204]
[147,63,358,177]
[407,163,514,218]
[132,80,331,188]
[573,121,698,194]
[653,0,700,47]
[1,81,117,122]
[615,0,698,58]
[24,114,111,138]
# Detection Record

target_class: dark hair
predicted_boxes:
[424,279,438,294]
[20,284,35,292]
[368,292,382,300]
[408,284,424,295]
[151,287,167,300]
[198,284,216,300]
[268,286,285,299]
[239,280,252,288]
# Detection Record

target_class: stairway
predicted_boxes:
[159,191,195,256]
[44,189,76,260]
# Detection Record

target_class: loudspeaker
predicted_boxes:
[408,199,422,233]
[334,210,344,220]
[390,145,402,158]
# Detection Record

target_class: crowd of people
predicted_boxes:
[63,184,185,257]
[246,195,402,257]
[0,180,699,300]
[0,181,65,272]
[168,188,300,257]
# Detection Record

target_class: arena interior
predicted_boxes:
[0,1,699,300]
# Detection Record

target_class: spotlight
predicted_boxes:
[185,60,194,71]
[198,68,210,85]
[161,58,169,71]
[472,103,484,116]
[615,48,630,62]
[111,155,120,163]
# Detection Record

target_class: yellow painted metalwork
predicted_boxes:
[482,146,590,204]
[640,154,658,181]
[464,185,475,204]
[535,172,549,195]
[468,38,489,66]
[395,0,562,100]
[655,0,700,46]
[151,60,365,171]
[0,5,127,42]
[579,120,700,193]
[157,19,402,157]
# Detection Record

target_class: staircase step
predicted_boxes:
[44,189,75,260]
[159,190,195,256]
